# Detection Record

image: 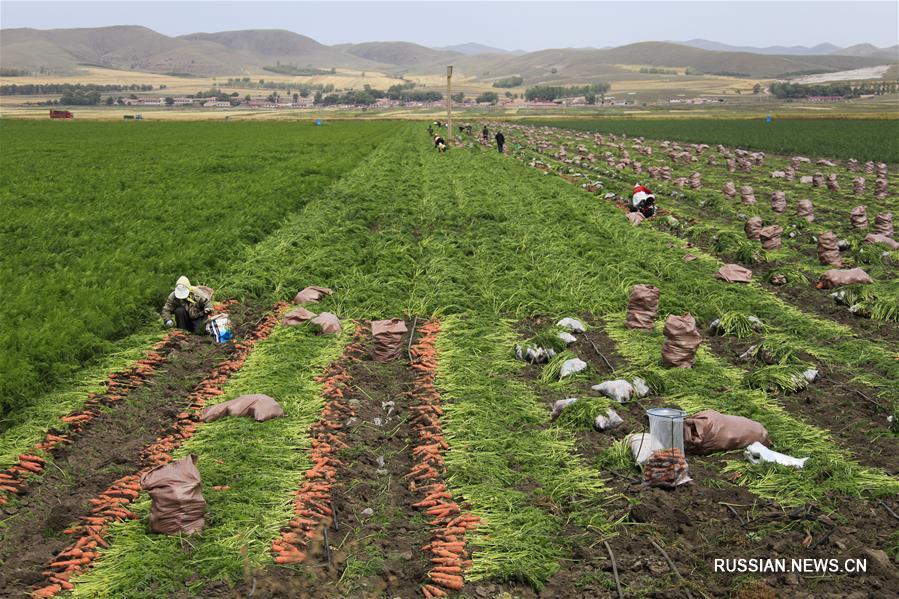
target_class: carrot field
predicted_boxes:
[0,119,896,598]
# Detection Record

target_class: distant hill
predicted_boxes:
[1,26,895,81]
[680,38,898,60]
[341,41,460,67]
[433,42,524,56]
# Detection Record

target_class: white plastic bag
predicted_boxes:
[632,377,650,398]
[594,408,624,431]
[592,379,633,403]
[627,433,653,464]
[559,358,587,378]
[744,442,808,469]
[557,317,586,333]
[550,398,579,421]
[557,332,577,346]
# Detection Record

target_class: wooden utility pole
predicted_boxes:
[446,65,453,146]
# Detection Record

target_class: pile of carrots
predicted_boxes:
[407,320,480,599]
[31,304,285,599]
[272,324,367,565]
[0,332,185,509]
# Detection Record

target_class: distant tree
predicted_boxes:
[293,92,299,102]
[245,94,252,102]
[314,91,323,104]
[476,91,499,104]
[504,91,512,98]
[164,96,175,106]
[492,75,524,88]
[753,83,762,95]
[585,92,596,105]
[105,96,114,106]
[330,67,336,74]
[550,67,558,74]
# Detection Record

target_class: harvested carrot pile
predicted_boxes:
[0,331,186,508]
[407,320,480,598]
[271,323,367,565]
[30,303,285,599]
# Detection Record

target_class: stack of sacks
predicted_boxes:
[850,205,868,229]
[864,161,875,175]
[797,199,815,222]
[689,172,701,189]
[847,159,859,171]
[722,181,736,198]
[784,166,796,181]
[625,285,660,330]
[876,162,888,178]
[726,158,736,172]
[873,212,894,238]
[770,191,786,213]
[816,231,842,267]
[852,177,866,196]
[825,174,840,191]
[744,216,763,240]
[740,185,756,205]
[759,225,783,250]
[371,318,408,362]
[812,172,825,187]
[874,178,889,200]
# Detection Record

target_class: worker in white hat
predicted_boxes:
[161,276,213,333]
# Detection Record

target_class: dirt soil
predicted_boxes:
[224,320,434,599]
[0,303,266,598]
[499,316,899,599]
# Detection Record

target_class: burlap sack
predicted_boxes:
[876,162,888,178]
[784,167,795,181]
[726,158,736,172]
[722,181,736,198]
[797,200,814,222]
[141,454,206,535]
[626,212,645,226]
[850,205,868,229]
[816,231,842,266]
[852,178,865,195]
[873,212,894,238]
[770,191,786,213]
[825,174,840,191]
[759,225,783,250]
[864,234,899,250]
[625,284,660,330]
[816,268,873,289]
[294,286,332,304]
[196,286,215,300]
[740,185,756,205]
[661,313,702,368]
[744,217,763,240]
[310,312,342,335]
[283,306,317,326]
[716,264,753,283]
[847,159,859,171]
[812,172,825,187]
[684,410,771,455]
[371,318,408,362]
[689,172,701,189]
[201,394,284,423]
[864,161,875,175]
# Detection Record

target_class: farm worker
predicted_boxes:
[427,124,434,137]
[482,125,489,141]
[434,135,447,152]
[161,276,213,334]
[630,183,658,218]
[495,131,505,153]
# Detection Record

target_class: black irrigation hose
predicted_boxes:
[603,541,625,599]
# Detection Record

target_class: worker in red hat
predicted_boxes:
[630,183,657,218]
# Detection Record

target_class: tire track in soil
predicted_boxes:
[248,320,434,599]
[0,303,279,598]
[507,316,898,599]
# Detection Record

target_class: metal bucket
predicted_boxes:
[646,407,687,454]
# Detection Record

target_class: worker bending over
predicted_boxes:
[630,184,657,218]
[434,135,447,153]
[495,131,505,153]
[162,276,212,334]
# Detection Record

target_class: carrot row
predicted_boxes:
[0,332,187,508]
[408,320,480,598]
[272,323,367,565]
[30,303,286,599]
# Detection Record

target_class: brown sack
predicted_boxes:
[201,394,285,423]
[816,268,873,289]
[371,318,408,363]
[716,264,753,283]
[283,306,317,326]
[310,312,342,335]
[626,212,645,226]
[873,212,894,238]
[816,231,842,266]
[141,454,206,535]
[864,234,899,250]
[684,410,770,455]
[625,284,660,330]
[770,191,786,213]
[196,286,215,300]
[744,217,762,240]
[797,199,814,222]
[850,205,868,229]
[661,313,702,368]
[759,225,783,250]
[294,286,333,304]
[722,181,736,198]
[740,185,756,205]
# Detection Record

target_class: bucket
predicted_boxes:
[647,408,687,454]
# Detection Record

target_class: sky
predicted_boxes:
[1,1,897,51]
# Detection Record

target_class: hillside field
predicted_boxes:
[0,119,897,599]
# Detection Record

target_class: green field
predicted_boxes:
[1,120,897,598]
[0,120,392,417]
[529,118,899,162]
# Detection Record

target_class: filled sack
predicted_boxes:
[371,318,408,362]
[283,306,317,326]
[310,312,342,335]
[661,313,702,368]
[625,284,660,330]
[684,410,770,455]
[816,268,873,289]
[201,394,284,423]
[141,455,206,535]
[816,231,842,266]
[294,286,333,304]
[716,264,753,283]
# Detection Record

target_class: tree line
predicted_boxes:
[524,82,611,103]
[1,83,155,95]
[769,81,899,99]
